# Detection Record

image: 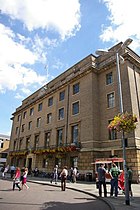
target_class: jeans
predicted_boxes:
[98,180,107,197]
[110,177,118,197]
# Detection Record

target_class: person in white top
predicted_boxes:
[73,167,78,183]
[60,166,68,191]
[21,168,29,190]
[50,165,58,184]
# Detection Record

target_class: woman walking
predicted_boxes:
[21,167,29,189]
[13,167,21,191]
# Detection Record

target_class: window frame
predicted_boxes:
[73,83,80,95]
[106,72,113,85]
[59,90,65,101]
[58,107,64,120]
[72,101,80,115]
[107,92,115,108]
[48,97,53,107]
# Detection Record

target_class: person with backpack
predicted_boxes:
[110,163,120,197]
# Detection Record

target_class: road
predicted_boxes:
[0,179,111,210]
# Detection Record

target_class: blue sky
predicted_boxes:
[0,0,140,135]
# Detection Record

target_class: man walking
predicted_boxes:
[97,163,107,197]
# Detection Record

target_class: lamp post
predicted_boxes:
[96,38,133,205]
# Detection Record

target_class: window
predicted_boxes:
[28,121,32,130]
[30,107,34,116]
[48,97,53,107]
[19,138,23,150]
[1,153,7,158]
[72,125,78,144]
[34,135,39,149]
[42,159,47,168]
[59,91,65,101]
[13,141,16,151]
[21,124,25,132]
[58,108,64,120]
[73,83,79,95]
[38,103,43,111]
[36,117,41,127]
[17,115,21,122]
[107,92,115,108]
[47,113,52,124]
[108,120,117,140]
[16,127,19,135]
[23,111,27,119]
[57,129,63,146]
[0,142,3,148]
[72,101,79,115]
[26,137,30,149]
[45,132,51,147]
[106,72,113,85]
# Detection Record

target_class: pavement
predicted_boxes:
[27,176,140,210]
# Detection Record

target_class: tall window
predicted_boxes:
[72,125,78,144]
[73,83,80,95]
[21,124,25,132]
[58,108,64,120]
[107,92,115,108]
[57,129,63,146]
[23,111,27,119]
[28,121,32,130]
[19,138,23,150]
[48,97,53,107]
[47,113,52,124]
[38,103,43,111]
[30,107,34,116]
[108,120,117,140]
[13,141,16,151]
[34,135,39,149]
[72,101,79,115]
[17,115,21,122]
[45,132,51,147]
[16,127,19,135]
[106,72,113,85]
[36,117,41,127]
[59,91,65,101]
[26,137,30,150]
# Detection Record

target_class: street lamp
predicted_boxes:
[96,38,133,205]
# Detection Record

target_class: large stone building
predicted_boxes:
[8,42,140,181]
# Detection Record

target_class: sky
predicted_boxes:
[0,0,140,136]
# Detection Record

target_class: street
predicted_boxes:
[0,179,111,210]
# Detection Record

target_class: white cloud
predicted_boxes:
[100,0,140,51]
[0,24,47,93]
[0,0,81,40]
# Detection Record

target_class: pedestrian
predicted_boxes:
[109,163,120,197]
[13,167,21,191]
[127,167,133,198]
[73,167,78,183]
[1,165,5,178]
[10,165,16,178]
[50,165,58,184]
[97,163,107,197]
[21,167,29,189]
[60,166,68,191]
[69,167,74,182]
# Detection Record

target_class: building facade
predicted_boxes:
[8,42,140,181]
[0,134,10,168]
